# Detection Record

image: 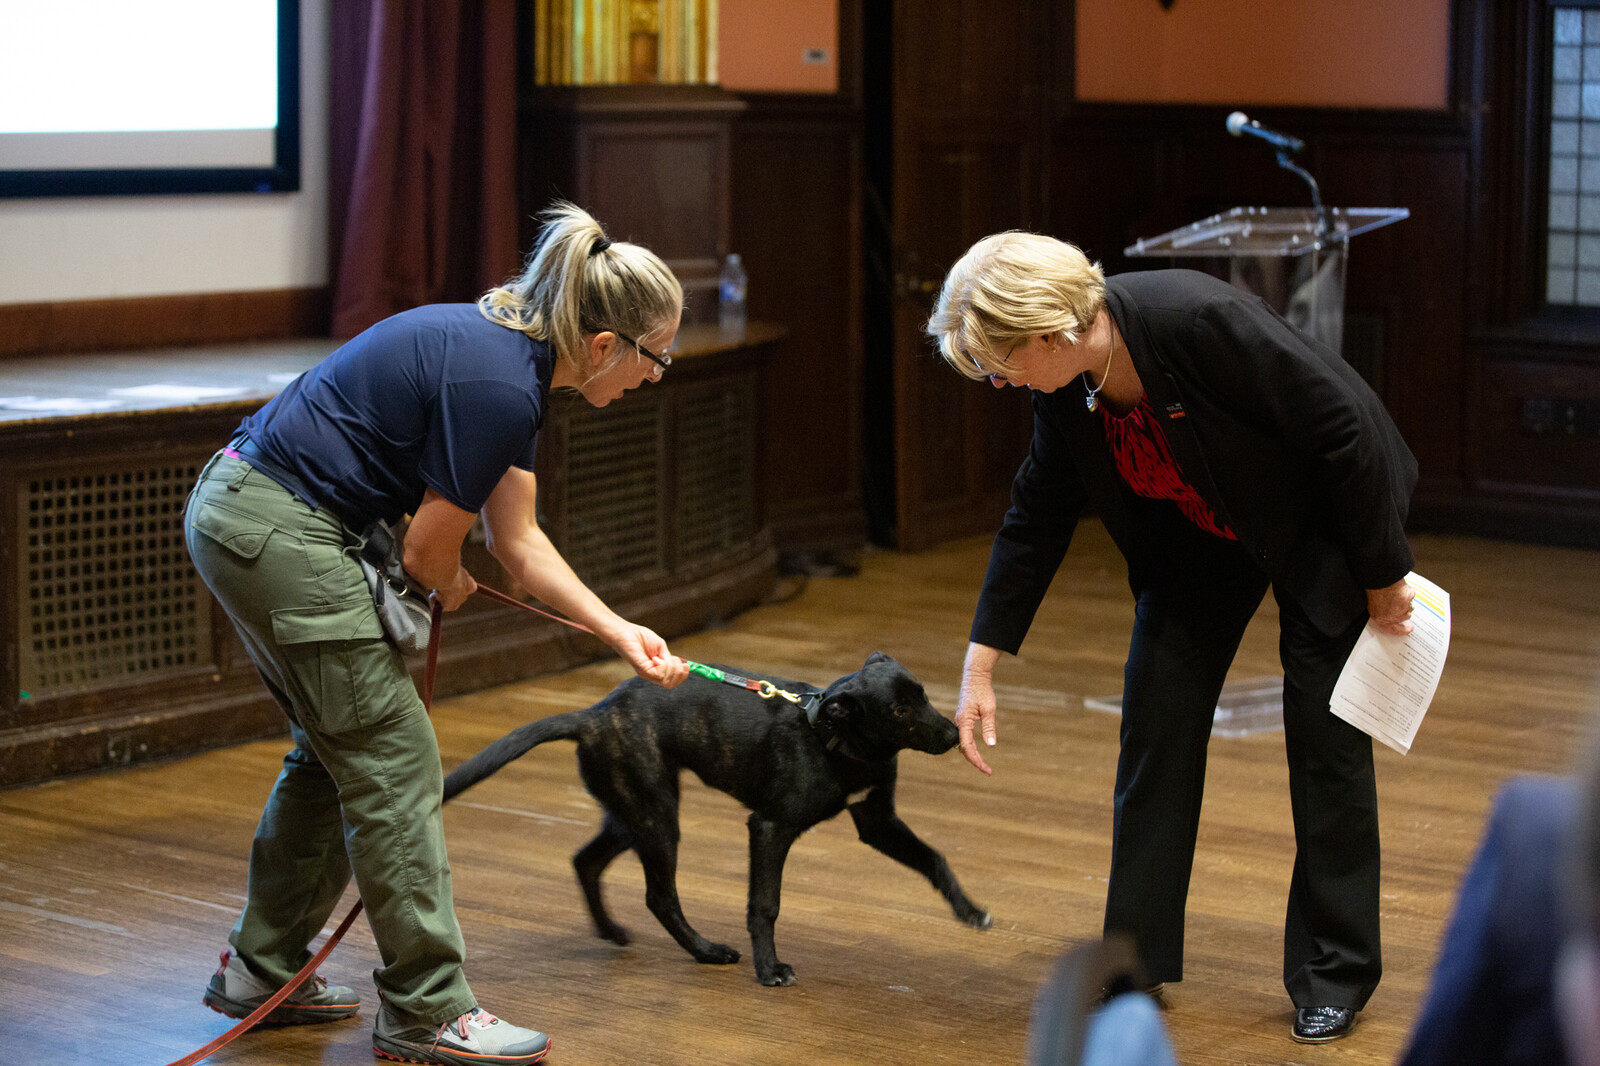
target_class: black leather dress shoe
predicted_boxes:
[1292,1006,1358,1043]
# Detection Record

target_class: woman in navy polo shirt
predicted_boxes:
[925,231,1419,1047]
[184,202,686,1066]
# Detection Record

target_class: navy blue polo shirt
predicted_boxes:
[236,303,555,529]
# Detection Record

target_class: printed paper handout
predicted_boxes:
[1329,571,1450,755]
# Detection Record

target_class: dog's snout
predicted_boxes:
[916,712,959,755]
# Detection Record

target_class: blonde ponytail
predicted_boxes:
[479,201,684,374]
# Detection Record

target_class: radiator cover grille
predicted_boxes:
[19,464,212,698]
[554,375,757,588]
[675,379,755,559]
[560,398,669,586]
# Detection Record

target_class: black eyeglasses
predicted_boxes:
[614,331,672,375]
[962,345,1008,384]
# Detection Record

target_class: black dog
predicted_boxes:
[442,652,991,985]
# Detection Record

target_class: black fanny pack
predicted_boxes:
[358,521,433,654]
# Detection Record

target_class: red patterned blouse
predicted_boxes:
[1102,395,1237,540]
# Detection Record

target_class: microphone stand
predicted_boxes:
[1274,149,1326,241]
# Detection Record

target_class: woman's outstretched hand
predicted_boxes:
[957,642,1005,775]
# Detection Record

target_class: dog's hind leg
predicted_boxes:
[746,814,802,986]
[574,814,633,945]
[632,830,742,967]
[848,788,992,930]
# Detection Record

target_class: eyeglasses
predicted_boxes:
[614,331,672,376]
[963,345,1010,385]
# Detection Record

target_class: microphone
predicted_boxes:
[1225,111,1305,153]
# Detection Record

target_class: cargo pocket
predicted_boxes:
[189,502,274,559]
[270,598,397,735]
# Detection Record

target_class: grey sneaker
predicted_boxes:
[373,1001,551,1065]
[202,948,360,1025]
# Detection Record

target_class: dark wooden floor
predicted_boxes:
[2,524,1597,1066]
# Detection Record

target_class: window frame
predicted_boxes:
[1477,0,1600,348]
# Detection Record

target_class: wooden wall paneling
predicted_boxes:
[1319,139,1472,501]
[1477,355,1600,491]
[518,85,746,326]
[730,95,869,552]
[725,3,866,555]
[0,288,331,359]
[887,0,1050,552]
[579,120,728,309]
[1472,0,1545,324]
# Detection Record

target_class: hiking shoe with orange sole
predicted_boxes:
[202,948,360,1026]
[373,1002,550,1065]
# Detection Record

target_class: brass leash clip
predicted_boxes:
[756,680,803,703]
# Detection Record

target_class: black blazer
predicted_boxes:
[971,269,1418,653]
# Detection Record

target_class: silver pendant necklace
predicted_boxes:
[1083,319,1117,412]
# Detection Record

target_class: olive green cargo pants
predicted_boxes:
[184,451,475,1023]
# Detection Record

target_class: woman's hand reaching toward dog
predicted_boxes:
[957,642,1004,775]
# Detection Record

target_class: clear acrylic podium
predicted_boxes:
[1124,206,1409,357]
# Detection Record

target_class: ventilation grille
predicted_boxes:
[561,398,668,586]
[19,464,212,698]
[675,380,755,560]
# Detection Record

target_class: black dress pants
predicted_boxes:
[1100,517,1379,1009]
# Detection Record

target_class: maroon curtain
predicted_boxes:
[329,0,521,338]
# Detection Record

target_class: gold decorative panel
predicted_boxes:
[534,0,718,85]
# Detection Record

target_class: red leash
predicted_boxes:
[473,584,594,632]
[166,902,369,1066]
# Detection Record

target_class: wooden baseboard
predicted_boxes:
[0,696,290,791]
[0,287,331,358]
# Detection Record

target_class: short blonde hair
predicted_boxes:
[925,232,1106,380]
[479,201,684,376]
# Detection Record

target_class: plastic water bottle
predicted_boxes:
[718,253,747,332]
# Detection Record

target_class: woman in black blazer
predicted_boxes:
[926,232,1419,1045]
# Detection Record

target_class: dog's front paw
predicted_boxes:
[758,962,796,987]
[694,942,741,966]
[964,907,993,931]
[595,920,631,945]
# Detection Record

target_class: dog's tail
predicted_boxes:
[443,710,586,802]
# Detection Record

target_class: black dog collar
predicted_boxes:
[802,690,875,762]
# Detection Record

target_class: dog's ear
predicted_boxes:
[823,692,860,724]
[864,651,894,667]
